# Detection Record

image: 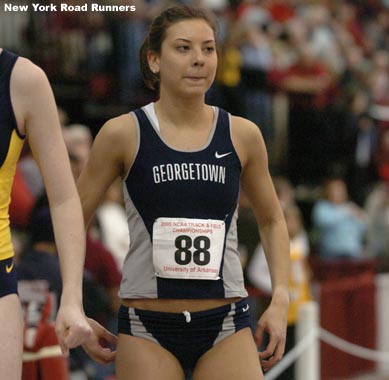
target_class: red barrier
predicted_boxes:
[311,258,377,380]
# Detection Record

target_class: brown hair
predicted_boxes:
[139,5,218,91]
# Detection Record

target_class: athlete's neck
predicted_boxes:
[155,93,209,129]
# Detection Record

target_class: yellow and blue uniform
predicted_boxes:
[0,49,25,296]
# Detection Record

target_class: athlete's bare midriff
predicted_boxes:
[121,297,242,313]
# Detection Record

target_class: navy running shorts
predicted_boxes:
[0,257,18,297]
[118,298,251,371]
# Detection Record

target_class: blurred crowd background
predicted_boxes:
[1,0,389,379]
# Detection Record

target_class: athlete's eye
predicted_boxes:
[177,45,190,52]
[204,46,215,53]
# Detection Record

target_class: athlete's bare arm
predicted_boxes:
[76,113,136,363]
[11,57,92,354]
[77,113,136,226]
[231,116,290,370]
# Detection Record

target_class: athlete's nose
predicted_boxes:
[192,47,205,67]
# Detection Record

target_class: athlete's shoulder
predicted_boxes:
[9,57,56,134]
[98,113,135,142]
[228,115,267,167]
[94,113,137,164]
[230,115,264,144]
[105,113,135,129]
[12,56,49,92]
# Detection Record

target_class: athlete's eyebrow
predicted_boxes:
[174,38,215,44]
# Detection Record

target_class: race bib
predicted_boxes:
[152,217,225,280]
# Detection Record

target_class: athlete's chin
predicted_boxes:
[179,84,212,97]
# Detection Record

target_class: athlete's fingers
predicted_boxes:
[83,336,117,364]
[56,325,70,357]
[259,343,284,371]
[254,323,265,347]
[82,317,117,364]
[84,345,116,365]
[86,317,118,343]
[258,331,284,359]
[100,328,119,346]
[260,355,278,372]
[64,322,93,349]
[258,330,285,371]
[55,305,93,356]
[97,348,116,364]
[271,339,286,363]
[258,339,276,361]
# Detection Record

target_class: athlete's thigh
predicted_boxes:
[193,327,263,380]
[116,334,185,380]
[0,294,23,380]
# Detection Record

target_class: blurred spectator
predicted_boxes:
[235,0,271,27]
[216,22,244,117]
[364,181,389,271]
[338,47,369,107]
[375,127,389,182]
[345,113,378,204]
[311,176,367,259]
[247,203,311,380]
[367,49,389,106]
[93,178,129,270]
[65,123,129,270]
[270,41,335,184]
[273,175,296,208]
[17,194,111,379]
[301,3,344,74]
[333,2,365,48]
[239,22,273,141]
[63,123,93,169]
[17,142,45,199]
[17,198,62,307]
[109,0,149,105]
[268,0,295,24]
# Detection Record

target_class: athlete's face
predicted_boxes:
[149,19,217,97]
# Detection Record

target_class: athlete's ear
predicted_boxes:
[147,51,160,75]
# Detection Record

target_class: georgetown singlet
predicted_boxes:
[120,103,248,299]
[0,50,25,261]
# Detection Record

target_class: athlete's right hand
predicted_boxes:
[82,317,118,364]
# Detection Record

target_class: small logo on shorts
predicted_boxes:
[5,260,14,274]
[242,304,249,312]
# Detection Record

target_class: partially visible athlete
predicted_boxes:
[0,48,92,380]
[78,5,290,380]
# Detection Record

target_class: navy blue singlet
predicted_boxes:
[120,104,248,300]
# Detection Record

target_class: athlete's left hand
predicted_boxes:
[254,293,289,371]
[82,317,118,364]
[55,302,93,356]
